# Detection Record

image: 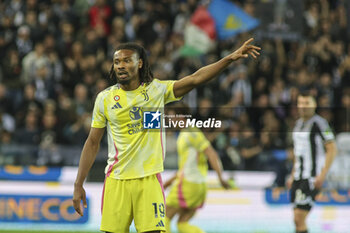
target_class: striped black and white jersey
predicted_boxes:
[292,114,335,180]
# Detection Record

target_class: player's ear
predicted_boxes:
[138,59,143,69]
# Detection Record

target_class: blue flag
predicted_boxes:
[208,0,260,40]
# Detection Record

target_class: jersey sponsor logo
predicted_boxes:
[111,102,122,109]
[141,90,149,101]
[144,111,161,129]
[156,220,165,227]
[114,95,120,101]
[129,107,142,120]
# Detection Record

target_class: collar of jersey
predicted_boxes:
[117,82,145,93]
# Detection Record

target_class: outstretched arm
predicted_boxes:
[173,38,261,98]
[73,127,105,216]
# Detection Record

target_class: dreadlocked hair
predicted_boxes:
[109,42,154,84]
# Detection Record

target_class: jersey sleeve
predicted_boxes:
[316,118,335,142]
[91,92,107,128]
[188,128,211,152]
[163,80,183,104]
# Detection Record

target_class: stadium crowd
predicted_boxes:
[0,0,349,184]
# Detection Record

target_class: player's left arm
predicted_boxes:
[173,38,261,98]
[204,145,230,189]
[315,140,337,189]
[314,118,338,189]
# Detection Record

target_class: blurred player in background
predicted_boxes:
[73,39,260,233]
[164,102,230,233]
[287,92,337,233]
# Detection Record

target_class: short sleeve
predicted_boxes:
[163,80,183,104]
[316,118,335,142]
[91,92,107,128]
[188,128,211,152]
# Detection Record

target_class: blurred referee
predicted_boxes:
[287,92,337,233]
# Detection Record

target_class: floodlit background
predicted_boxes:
[0,0,350,232]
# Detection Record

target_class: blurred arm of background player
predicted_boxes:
[314,141,337,189]
[287,142,337,190]
[173,38,260,98]
[163,172,178,189]
[163,145,230,190]
[73,127,105,216]
[205,145,230,189]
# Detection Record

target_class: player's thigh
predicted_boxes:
[100,177,133,233]
[180,179,207,209]
[132,174,166,232]
[294,208,309,222]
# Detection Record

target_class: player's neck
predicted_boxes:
[301,114,314,122]
[120,78,141,91]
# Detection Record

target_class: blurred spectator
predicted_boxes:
[15,83,43,125]
[88,0,111,37]
[0,107,15,134]
[0,0,348,172]
[16,25,33,58]
[37,111,63,166]
[72,83,93,116]
[1,49,22,105]
[22,42,49,83]
[52,0,77,25]
[194,98,215,121]
[0,83,14,115]
[56,21,74,58]
[231,64,252,106]
[14,110,40,145]
[238,127,262,171]
[63,113,91,146]
[56,91,76,142]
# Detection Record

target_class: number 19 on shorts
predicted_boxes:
[152,202,165,218]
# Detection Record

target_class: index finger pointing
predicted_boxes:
[244,38,254,45]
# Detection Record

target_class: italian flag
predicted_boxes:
[180,0,260,56]
[180,6,216,56]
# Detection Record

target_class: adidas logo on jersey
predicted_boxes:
[156,220,164,227]
[111,103,122,109]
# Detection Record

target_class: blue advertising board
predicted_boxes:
[0,194,88,223]
[0,166,61,181]
[265,188,350,205]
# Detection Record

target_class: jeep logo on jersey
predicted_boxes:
[143,111,161,129]
[129,107,142,120]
